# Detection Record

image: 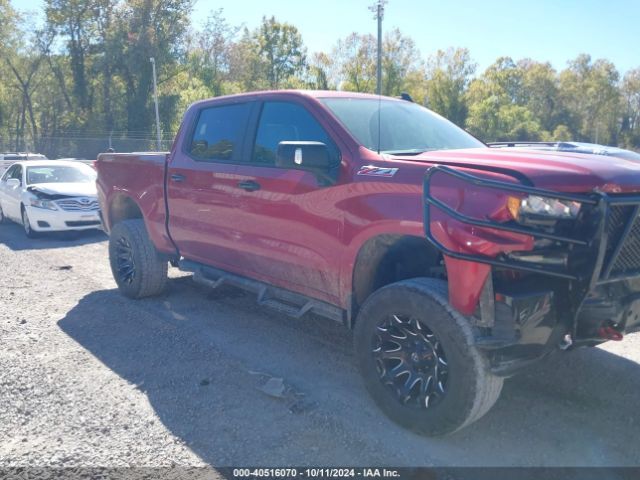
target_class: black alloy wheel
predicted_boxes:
[108,219,168,299]
[354,278,504,436]
[372,314,448,409]
[115,236,136,285]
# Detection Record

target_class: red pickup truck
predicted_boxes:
[96,90,640,435]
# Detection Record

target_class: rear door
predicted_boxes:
[166,100,255,269]
[232,100,344,303]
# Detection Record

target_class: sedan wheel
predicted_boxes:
[22,208,38,238]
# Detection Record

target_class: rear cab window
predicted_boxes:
[187,103,252,162]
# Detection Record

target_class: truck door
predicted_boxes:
[232,100,344,304]
[166,100,254,269]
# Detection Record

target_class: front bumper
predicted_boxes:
[423,165,640,374]
[578,281,640,339]
[26,205,102,232]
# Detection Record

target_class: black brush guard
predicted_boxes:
[423,165,640,296]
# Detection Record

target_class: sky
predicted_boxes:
[11,0,640,75]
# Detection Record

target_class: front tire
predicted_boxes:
[0,202,6,224]
[21,206,38,238]
[109,219,168,299]
[354,278,503,436]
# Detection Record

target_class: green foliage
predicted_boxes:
[333,32,377,93]
[0,4,639,158]
[423,48,476,126]
[256,16,306,89]
[558,54,621,145]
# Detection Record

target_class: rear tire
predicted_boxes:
[109,219,168,299]
[354,278,503,436]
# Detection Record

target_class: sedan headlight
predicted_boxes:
[30,198,58,210]
[508,195,581,221]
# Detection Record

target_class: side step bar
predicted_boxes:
[179,260,346,325]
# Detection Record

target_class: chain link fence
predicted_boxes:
[0,133,176,160]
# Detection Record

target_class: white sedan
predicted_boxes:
[0,160,101,237]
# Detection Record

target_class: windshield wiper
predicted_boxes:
[383,149,434,156]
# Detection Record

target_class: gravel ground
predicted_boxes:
[1,221,640,468]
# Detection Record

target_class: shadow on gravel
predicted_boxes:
[58,280,640,466]
[0,222,106,250]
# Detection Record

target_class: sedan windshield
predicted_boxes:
[320,97,484,154]
[26,164,96,185]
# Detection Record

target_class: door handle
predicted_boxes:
[170,173,186,182]
[238,180,261,192]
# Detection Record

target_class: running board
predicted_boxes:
[179,260,345,325]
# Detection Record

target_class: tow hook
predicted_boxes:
[598,323,624,341]
[559,334,573,350]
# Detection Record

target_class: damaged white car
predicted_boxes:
[0,160,101,237]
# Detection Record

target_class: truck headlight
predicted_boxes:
[508,195,581,221]
[30,199,58,210]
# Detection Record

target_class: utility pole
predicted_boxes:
[369,0,387,95]
[150,57,162,151]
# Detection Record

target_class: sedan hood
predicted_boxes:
[27,182,97,198]
[411,148,640,193]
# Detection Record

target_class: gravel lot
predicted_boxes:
[1,221,640,468]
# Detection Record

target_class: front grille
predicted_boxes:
[605,205,640,277]
[65,220,101,227]
[56,198,100,212]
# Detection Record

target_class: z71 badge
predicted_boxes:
[357,166,399,177]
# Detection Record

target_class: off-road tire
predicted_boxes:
[354,277,503,436]
[109,219,168,299]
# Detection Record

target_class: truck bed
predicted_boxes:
[96,152,175,254]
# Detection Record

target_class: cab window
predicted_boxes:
[252,102,335,165]
[188,103,252,162]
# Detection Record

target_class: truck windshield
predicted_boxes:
[320,97,485,154]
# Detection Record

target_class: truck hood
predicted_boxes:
[408,148,640,193]
[27,182,97,198]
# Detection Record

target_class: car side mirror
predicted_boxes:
[276,141,333,173]
[6,178,20,187]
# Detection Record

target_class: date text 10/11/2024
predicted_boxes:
[231,468,401,478]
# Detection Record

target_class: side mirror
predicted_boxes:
[6,178,20,188]
[276,141,332,173]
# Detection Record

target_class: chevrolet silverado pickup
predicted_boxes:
[96,90,640,436]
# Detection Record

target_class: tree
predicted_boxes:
[517,59,563,133]
[381,28,421,96]
[333,32,376,92]
[423,47,476,126]
[116,0,193,133]
[227,27,268,92]
[255,16,305,89]
[191,8,240,96]
[620,68,640,148]
[465,57,544,141]
[558,54,621,144]
[0,4,53,152]
[45,0,99,111]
